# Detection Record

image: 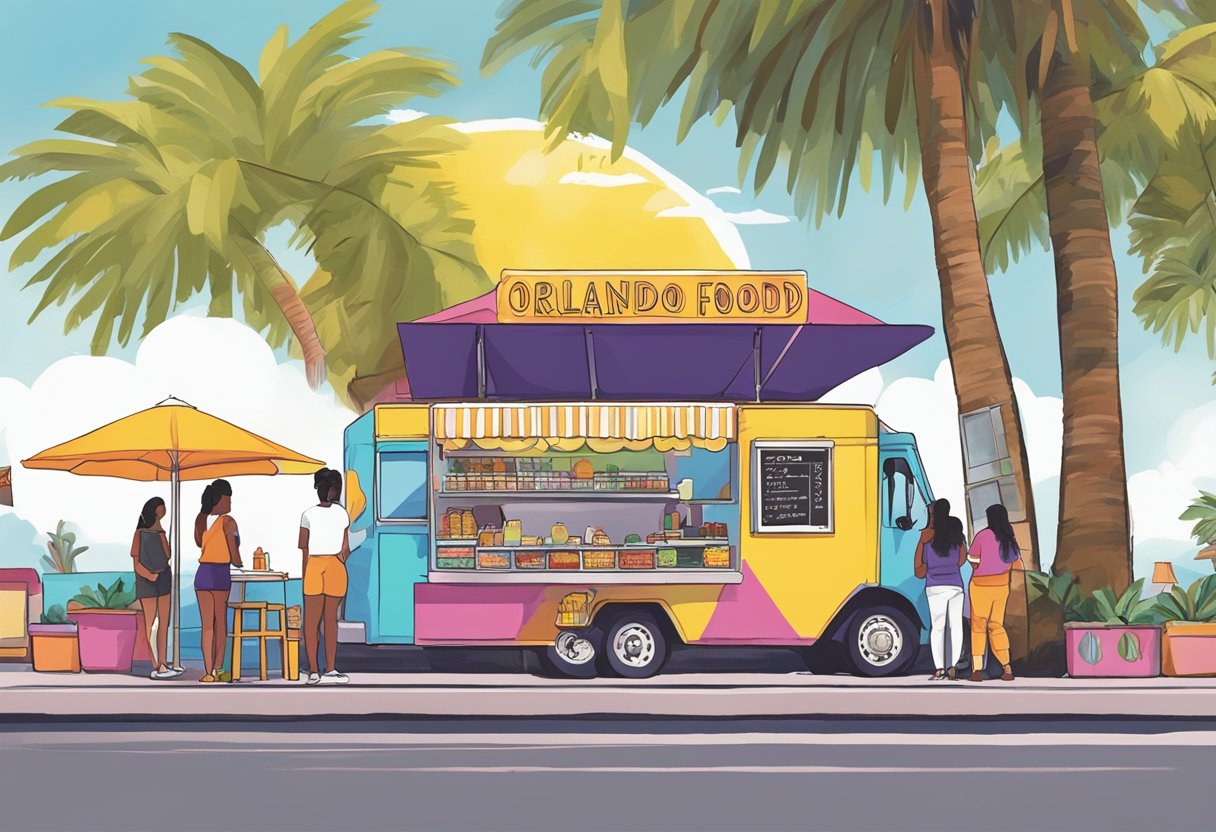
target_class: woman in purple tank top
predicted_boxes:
[915,515,968,680]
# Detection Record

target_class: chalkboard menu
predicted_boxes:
[754,444,832,533]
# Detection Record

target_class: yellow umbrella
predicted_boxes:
[22,397,324,667]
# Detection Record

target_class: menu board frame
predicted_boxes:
[750,440,834,534]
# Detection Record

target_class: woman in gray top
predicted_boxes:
[131,498,181,679]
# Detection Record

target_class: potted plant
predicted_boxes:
[28,604,80,673]
[67,578,139,673]
[1064,579,1161,678]
[41,520,89,573]
[1025,571,1084,674]
[1154,574,1216,677]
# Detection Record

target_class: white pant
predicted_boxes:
[926,585,964,669]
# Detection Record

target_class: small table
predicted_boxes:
[228,569,289,606]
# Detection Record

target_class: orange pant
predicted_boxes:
[970,575,1011,667]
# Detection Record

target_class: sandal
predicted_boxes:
[199,674,216,684]
[929,670,946,681]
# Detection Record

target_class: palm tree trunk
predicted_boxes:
[1040,53,1132,593]
[235,235,327,389]
[912,0,1040,569]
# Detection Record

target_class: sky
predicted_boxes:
[0,1,1214,581]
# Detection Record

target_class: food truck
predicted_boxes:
[338,271,937,678]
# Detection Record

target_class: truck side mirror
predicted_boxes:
[895,516,915,531]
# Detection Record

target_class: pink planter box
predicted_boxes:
[1163,622,1216,677]
[69,610,138,673]
[1065,624,1161,678]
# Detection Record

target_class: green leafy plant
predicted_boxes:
[1085,580,1158,626]
[1026,571,1086,619]
[41,520,89,573]
[70,578,135,611]
[1181,492,1216,547]
[39,604,69,625]
[1152,575,1216,624]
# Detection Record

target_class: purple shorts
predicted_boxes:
[194,563,232,592]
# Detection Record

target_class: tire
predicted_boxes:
[602,612,669,679]
[843,605,919,677]
[543,628,602,679]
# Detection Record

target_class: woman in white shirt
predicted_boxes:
[299,468,351,685]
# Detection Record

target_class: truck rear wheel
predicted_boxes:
[602,612,668,679]
[843,605,918,677]
[543,629,602,679]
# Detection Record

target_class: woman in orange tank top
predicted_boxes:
[193,479,242,683]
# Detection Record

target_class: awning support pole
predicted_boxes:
[170,451,181,670]
[585,328,599,401]
[476,325,486,400]
[753,328,762,403]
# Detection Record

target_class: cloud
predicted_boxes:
[558,172,648,188]
[722,209,792,226]
[824,360,1064,562]
[1127,401,1216,546]
[707,186,742,195]
[0,315,354,577]
[387,108,428,123]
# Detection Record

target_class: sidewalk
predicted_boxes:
[4,667,1216,720]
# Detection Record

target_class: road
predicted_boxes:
[2,717,1214,832]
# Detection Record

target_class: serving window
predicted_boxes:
[426,403,743,582]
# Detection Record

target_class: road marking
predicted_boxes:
[16,730,1216,751]
[281,764,1172,775]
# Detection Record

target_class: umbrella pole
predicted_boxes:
[171,453,181,670]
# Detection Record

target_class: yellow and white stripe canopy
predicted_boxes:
[434,403,736,453]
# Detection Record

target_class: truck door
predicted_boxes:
[373,444,429,643]
[878,453,930,625]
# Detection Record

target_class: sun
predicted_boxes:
[438,118,747,281]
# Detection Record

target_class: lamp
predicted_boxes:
[1152,562,1178,586]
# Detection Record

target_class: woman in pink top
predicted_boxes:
[967,504,1023,682]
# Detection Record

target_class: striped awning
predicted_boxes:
[434,404,736,453]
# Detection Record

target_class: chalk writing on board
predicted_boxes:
[757,446,831,530]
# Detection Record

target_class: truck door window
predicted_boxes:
[378,451,427,521]
[882,457,927,531]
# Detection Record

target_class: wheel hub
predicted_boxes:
[613,623,656,668]
[857,615,903,668]
[555,631,595,666]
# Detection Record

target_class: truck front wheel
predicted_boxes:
[843,605,918,677]
[603,612,668,679]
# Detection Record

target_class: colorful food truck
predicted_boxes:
[338,271,937,678]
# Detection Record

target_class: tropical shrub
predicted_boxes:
[39,604,69,625]
[1026,571,1086,619]
[1152,574,1216,624]
[42,520,89,573]
[70,578,135,611]
[1181,492,1216,547]
[1083,580,1157,626]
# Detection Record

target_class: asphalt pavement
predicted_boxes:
[2,717,1213,832]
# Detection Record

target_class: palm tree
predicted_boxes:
[975,7,1216,591]
[483,0,1044,566]
[0,0,486,395]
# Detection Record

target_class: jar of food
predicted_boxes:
[551,523,569,545]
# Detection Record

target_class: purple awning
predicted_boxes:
[398,322,932,402]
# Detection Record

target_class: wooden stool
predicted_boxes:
[227,602,288,681]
